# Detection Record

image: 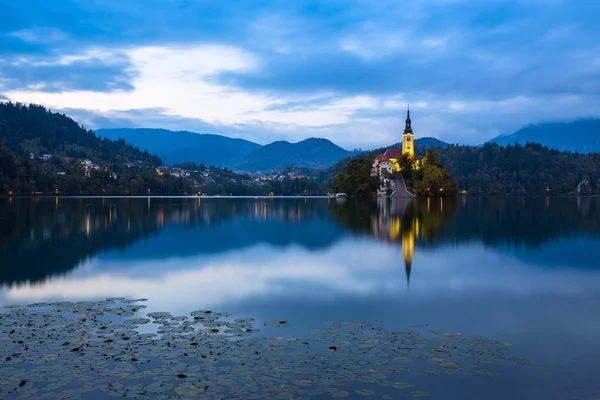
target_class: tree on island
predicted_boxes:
[332,157,379,197]
[392,149,457,197]
[332,149,456,197]
[412,148,458,197]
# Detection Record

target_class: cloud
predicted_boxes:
[5,240,600,309]
[8,27,68,44]
[1,0,600,146]
[4,45,265,120]
[0,50,135,92]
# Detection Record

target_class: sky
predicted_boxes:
[1,0,599,149]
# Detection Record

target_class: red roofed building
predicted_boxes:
[371,154,393,176]
[372,107,418,175]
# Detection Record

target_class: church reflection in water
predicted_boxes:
[334,197,457,290]
[371,198,416,288]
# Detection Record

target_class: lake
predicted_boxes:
[1,196,599,399]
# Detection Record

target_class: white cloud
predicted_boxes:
[4,36,600,148]
[4,45,386,131]
[340,27,408,60]
[5,45,270,123]
[8,27,67,44]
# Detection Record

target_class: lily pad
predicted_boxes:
[264,320,289,327]
[355,388,376,396]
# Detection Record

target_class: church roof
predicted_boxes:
[374,154,389,161]
[384,147,403,159]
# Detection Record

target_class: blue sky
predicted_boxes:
[1,0,599,149]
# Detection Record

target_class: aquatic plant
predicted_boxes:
[0,299,529,399]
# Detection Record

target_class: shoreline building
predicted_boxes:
[372,107,417,176]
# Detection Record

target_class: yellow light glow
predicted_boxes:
[402,230,414,267]
[389,217,401,240]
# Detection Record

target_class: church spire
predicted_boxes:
[404,105,413,134]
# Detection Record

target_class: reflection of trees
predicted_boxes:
[333,197,600,285]
[440,197,600,248]
[0,198,339,286]
[333,197,600,250]
[0,198,163,285]
[332,198,458,288]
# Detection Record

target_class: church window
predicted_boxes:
[406,137,412,142]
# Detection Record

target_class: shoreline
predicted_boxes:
[0,195,335,199]
[1,194,599,199]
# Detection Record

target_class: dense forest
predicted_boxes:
[434,142,600,195]
[0,102,160,164]
[0,102,187,195]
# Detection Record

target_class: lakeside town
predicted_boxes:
[22,150,320,196]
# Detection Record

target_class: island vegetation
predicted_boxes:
[401,148,458,197]
[330,157,380,197]
[330,148,457,197]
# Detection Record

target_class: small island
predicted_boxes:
[332,108,457,198]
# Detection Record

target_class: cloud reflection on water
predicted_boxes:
[6,239,600,308]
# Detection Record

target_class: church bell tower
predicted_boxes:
[402,107,415,158]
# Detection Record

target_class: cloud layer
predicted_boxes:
[1,0,599,147]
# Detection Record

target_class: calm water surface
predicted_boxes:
[1,196,599,399]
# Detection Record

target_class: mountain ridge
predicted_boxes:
[98,128,261,167]
[489,118,600,153]
[234,137,358,172]
[98,128,362,172]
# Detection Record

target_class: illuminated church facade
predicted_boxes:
[371,107,417,176]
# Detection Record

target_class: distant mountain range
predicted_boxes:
[489,119,600,153]
[98,128,450,172]
[98,118,600,172]
[234,138,358,172]
[97,128,261,167]
[98,128,360,172]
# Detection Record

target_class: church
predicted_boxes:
[371,107,417,176]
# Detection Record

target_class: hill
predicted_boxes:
[98,128,261,167]
[415,137,451,150]
[234,138,356,172]
[0,103,202,195]
[0,103,160,165]
[489,119,600,153]
[435,142,600,195]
